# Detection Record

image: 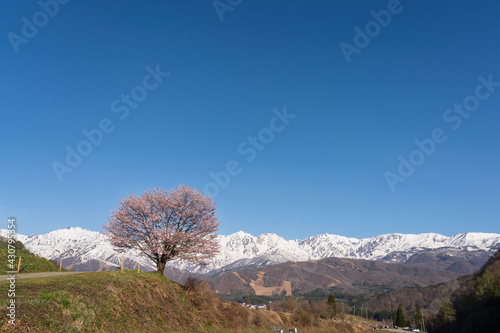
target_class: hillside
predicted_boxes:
[430,248,500,332]
[364,277,464,315]
[0,237,59,274]
[208,256,461,304]
[363,248,500,332]
[0,271,374,333]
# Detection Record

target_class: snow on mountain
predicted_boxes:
[0,229,28,243]
[1,227,499,275]
[1,227,157,271]
[173,231,313,273]
[447,232,500,248]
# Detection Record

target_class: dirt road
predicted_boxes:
[0,271,85,280]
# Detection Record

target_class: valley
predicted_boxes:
[1,228,499,332]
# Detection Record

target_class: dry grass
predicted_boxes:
[0,270,375,332]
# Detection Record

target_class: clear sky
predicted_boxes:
[1,0,499,239]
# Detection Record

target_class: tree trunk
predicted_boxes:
[157,260,166,275]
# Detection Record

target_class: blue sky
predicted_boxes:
[1,0,499,239]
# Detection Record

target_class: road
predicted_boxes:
[0,271,85,280]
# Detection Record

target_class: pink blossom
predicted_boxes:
[103,185,220,274]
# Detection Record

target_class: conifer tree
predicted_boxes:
[327,294,337,319]
[394,305,406,327]
[415,303,423,329]
[436,298,456,327]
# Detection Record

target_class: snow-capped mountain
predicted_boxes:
[1,228,499,275]
[174,230,500,273]
[0,227,157,272]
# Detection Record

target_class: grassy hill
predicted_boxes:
[0,270,375,333]
[0,237,59,274]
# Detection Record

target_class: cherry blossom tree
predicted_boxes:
[103,185,220,275]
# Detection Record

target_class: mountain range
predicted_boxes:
[1,227,499,280]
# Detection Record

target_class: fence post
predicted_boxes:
[121,258,124,273]
[60,258,62,271]
[138,261,140,274]
[17,256,22,273]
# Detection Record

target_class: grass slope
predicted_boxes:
[0,271,374,333]
[0,248,59,275]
